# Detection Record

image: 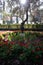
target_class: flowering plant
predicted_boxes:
[0,32,43,65]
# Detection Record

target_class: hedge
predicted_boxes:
[0,24,43,29]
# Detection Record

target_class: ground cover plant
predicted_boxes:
[0,32,43,65]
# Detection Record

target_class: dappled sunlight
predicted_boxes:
[0,0,43,64]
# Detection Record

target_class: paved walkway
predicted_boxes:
[0,31,43,35]
[0,31,13,35]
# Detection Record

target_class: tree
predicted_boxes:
[7,0,42,25]
[7,0,15,24]
[20,0,43,32]
[3,0,5,24]
[13,6,25,22]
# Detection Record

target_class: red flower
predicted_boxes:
[41,48,43,51]
[19,42,25,46]
[20,43,25,46]
[34,39,40,43]
[35,55,39,59]
[10,41,14,44]
[25,44,28,48]
[0,44,2,46]
[3,40,8,45]
[36,47,40,51]
[31,50,35,53]
[19,42,29,48]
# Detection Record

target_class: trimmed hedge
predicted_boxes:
[0,24,43,29]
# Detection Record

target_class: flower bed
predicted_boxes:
[0,32,43,65]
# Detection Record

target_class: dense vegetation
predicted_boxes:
[0,32,43,65]
[0,24,43,29]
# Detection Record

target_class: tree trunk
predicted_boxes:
[16,16,18,24]
[10,6,12,24]
[3,1,5,24]
[10,13,12,24]
[20,9,28,33]
[16,16,18,28]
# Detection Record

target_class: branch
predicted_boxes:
[21,9,28,25]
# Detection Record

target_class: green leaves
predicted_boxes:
[0,42,43,63]
[0,44,8,59]
[0,32,43,64]
[19,53,27,62]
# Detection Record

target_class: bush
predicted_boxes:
[0,32,43,64]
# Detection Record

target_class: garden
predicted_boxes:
[0,32,43,65]
[0,0,43,65]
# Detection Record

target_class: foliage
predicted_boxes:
[0,32,43,64]
[0,24,43,29]
[0,43,43,63]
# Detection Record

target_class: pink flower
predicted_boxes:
[3,40,8,45]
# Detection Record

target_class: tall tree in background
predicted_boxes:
[20,0,43,32]
[7,0,43,25]
[3,0,5,24]
[7,0,15,24]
